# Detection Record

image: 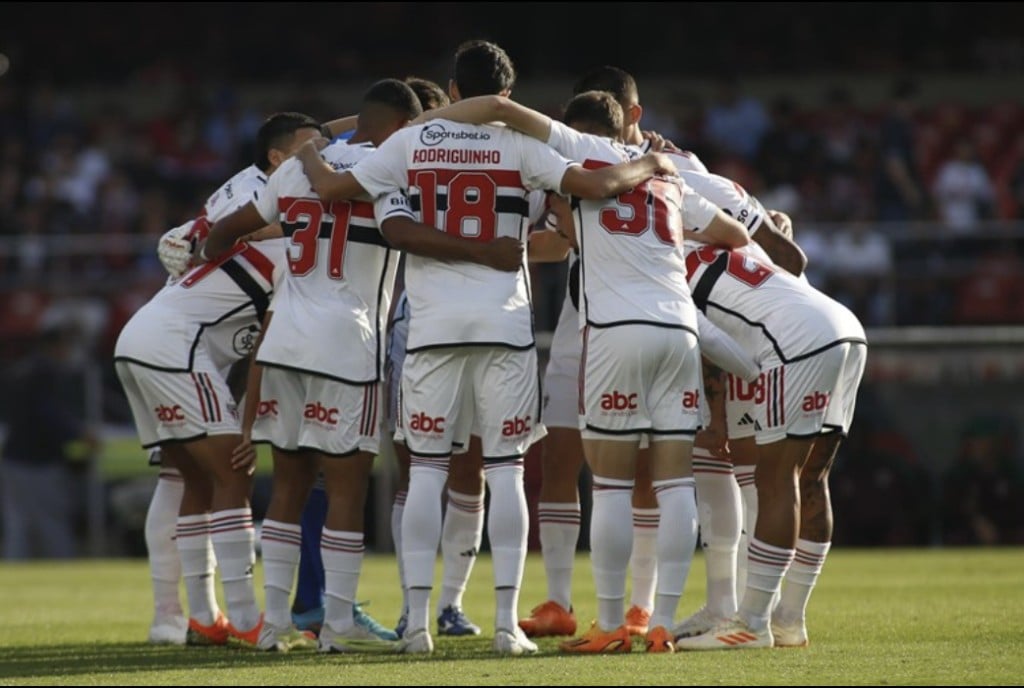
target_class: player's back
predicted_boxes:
[204,165,268,220]
[545,121,698,330]
[677,169,776,266]
[254,140,399,383]
[684,243,866,362]
[354,120,574,351]
[115,238,285,372]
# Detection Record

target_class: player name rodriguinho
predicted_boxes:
[412,148,502,164]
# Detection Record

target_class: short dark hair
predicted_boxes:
[563,91,623,139]
[254,112,321,172]
[405,76,450,111]
[363,78,423,121]
[453,39,516,98]
[573,66,639,106]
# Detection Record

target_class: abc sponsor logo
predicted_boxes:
[682,389,700,409]
[257,400,279,417]
[600,391,638,414]
[409,412,445,434]
[154,404,185,423]
[304,401,340,426]
[501,415,531,438]
[802,392,830,413]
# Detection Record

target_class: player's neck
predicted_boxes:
[349,129,373,145]
[624,126,643,146]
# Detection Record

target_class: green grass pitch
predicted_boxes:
[0,548,1022,685]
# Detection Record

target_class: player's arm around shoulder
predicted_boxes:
[200,202,267,260]
[295,137,366,201]
[681,182,749,249]
[561,152,678,200]
[409,95,554,142]
[751,214,807,276]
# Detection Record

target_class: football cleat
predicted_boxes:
[559,622,632,654]
[437,605,481,637]
[624,605,651,636]
[318,622,401,654]
[644,625,675,653]
[493,626,538,656]
[354,602,399,641]
[397,628,434,654]
[672,605,727,640]
[518,600,577,638]
[771,618,809,648]
[186,612,231,646]
[226,614,263,649]
[257,621,317,652]
[148,614,187,645]
[674,616,773,651]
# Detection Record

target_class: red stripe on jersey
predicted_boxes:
[239,244,276,283]
[581,159,613,171]
[406,168,524,189]
[351,200,374,219]
[191,373,209,422]
[186,214,211,243]
[181,243,245,287]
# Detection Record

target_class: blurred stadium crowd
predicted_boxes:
[0,2,1022,553]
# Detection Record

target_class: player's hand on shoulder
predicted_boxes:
[157,223,195,278]
[482,236,525,272]
[768,210,794,239]
[650,152,679,177]
[296,137,331,165]
[641,130,683,155]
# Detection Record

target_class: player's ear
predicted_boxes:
[267,147,286,169]
[448,79,460,102]
[629,103,643,127]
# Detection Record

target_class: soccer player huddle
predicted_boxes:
[114,39,867,656]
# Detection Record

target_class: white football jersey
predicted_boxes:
[115,239,287,372]
[546,121,718,332]
[351,120,578,352]
[204,165,268,221]
[637,139,710,175]
[684,243,866,364]
[253,140,406,383]
[676,169,776,267]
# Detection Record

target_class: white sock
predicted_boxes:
[210,508,259,632]
[260,519,301,628]
[739,538,795,631]
[437,488,484,615]
[402,461,448,635]
[484,462,528,632]
[391,490,407,613]
[176,513,218,626]
[734,464,758,594]
[650,478,698,631]
[146,471,183,618]
[590,477,633,632]
[322,529,364,633]
[694,451,742,618]
[775,539,831,626]
[629,507,659,612]
[537,501,580,610]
